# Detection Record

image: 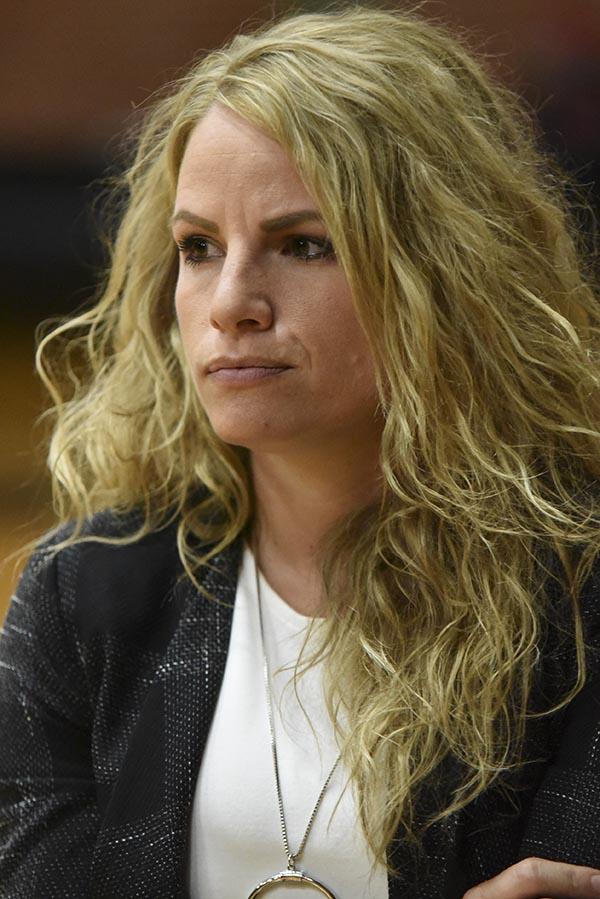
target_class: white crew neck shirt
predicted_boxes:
[188,543,389,898]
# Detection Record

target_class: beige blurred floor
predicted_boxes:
[0,330,54,623]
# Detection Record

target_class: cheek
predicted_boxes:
[174,301,203,392]
[314,294,374,370]
[174,282,205,345]
[310,311,379,408]
[174,276,193,324]
[174,276,187,326]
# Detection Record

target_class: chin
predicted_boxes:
[206,414,293,451]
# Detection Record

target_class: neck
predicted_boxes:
[249,439,382,616]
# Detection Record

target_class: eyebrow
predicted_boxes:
[170,208,323,233]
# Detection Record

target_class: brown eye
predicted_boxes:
[283,236,335,261]
[176,235,223,267]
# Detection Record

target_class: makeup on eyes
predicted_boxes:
[175,233,336,267]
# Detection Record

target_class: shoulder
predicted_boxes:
[530,534,600,742]
[576,552,600,651]
[541,537,600,653]
[20,509,188,651]
[26,506,242,652]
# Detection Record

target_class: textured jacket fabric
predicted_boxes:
[1,509,600,899]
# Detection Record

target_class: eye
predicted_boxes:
[174,232,336,266]
[282,235,336,262]
[175,235,223,267]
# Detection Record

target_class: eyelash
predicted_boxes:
[175,234,336,268]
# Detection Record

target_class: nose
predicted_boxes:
[208,252,273,334]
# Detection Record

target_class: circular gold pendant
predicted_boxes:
[247,868,337,897]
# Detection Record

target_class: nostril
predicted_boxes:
[208,296,274,333]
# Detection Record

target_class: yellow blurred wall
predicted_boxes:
[0,332,54,623]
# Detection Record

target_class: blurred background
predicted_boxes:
[2,0,600,621]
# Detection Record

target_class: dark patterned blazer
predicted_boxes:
[1,509,600,899]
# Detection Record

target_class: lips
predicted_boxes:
[207,365,292,384]
[206,357,292,373]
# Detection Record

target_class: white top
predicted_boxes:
[188,542,389,898]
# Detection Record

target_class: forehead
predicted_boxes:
[185,103,283,159]
[175,103,313,207]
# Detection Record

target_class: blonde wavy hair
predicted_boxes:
[33,2,600,869]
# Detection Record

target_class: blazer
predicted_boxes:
[1,507,600,899]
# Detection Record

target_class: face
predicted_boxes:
[172,102,382,456]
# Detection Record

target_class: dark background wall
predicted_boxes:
[2,0,599,617]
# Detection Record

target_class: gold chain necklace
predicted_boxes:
[247,548,341,898]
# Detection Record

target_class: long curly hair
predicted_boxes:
[33,3,600,868]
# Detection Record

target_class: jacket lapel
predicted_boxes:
[90,536,242,898]
[387,809,463,899]
[387,756,463,899]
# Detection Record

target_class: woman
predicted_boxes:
[1,5,600,898]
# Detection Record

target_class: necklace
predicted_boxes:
[247,548,341,898]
